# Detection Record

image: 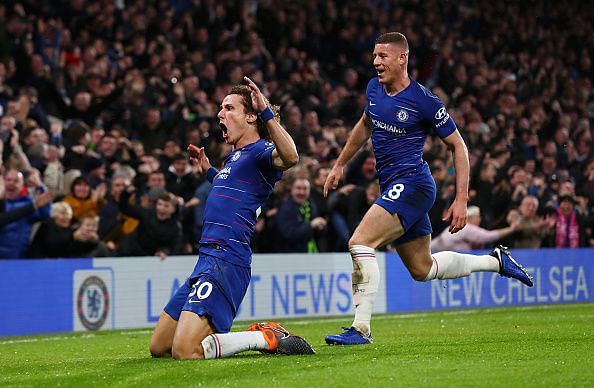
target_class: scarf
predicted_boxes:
[555,208,580,248]
[299,200,318,253]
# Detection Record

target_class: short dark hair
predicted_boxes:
[375,32,409,53]
[158,191,178,206]
[227,85,280,140]
[172,152,187,162]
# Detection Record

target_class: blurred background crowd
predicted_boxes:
[0,0,592,259]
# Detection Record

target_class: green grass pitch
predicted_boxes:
[1,303,593,387]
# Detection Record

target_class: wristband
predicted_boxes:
[206,167,219,183]
[258,106,275,123]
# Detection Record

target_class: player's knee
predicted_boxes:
[149,335,172,358]
[348,235,371,249]
[347,236,358,248]
[149,343,169,358]
[171,347,204,361]
[171,340,205,360]
[408,265,431,282]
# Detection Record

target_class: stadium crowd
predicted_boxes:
[0,0,592,259]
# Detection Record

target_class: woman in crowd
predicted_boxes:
[62,176,105,222]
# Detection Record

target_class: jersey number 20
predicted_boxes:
[188,280,213,302]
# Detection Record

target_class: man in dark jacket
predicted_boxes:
[117,186,182,259]
[275,177,327,252]
[0,169,51,258]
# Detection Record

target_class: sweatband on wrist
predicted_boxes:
[206,167,218,183]
[258,106,274,122]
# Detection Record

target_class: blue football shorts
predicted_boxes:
[164,253,250,333]
[374,169,436,245]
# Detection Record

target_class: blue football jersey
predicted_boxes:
[364,77,457,188]
[199,139,283,267]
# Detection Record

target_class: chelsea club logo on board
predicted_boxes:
[77,276,109,330]
[231,151,241,162]
[397,109,409,122]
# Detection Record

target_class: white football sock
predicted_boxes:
[424,251,500,281]
[201,332,269,359]
[349,244,380,336]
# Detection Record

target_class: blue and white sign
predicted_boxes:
[0,249,593,337]
[385,249,593,311]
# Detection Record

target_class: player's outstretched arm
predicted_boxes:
[187,144,212,174]
[323,113,372,197]
[440,129,470,234]
[244,76,299,170]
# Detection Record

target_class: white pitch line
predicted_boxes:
[0,330,154,346]
[2,303,591,345]
[0,334,96,346]
[118,329,153,336]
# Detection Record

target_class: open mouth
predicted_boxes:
[220,123,228,139]
[377,69,385,76]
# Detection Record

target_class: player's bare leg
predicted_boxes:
[149,311,178,357]
[350,204,405,249]
[171,312,214,360]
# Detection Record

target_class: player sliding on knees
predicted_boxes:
[149,77,314,359]
[323,32,533,346]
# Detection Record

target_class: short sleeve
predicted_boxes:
[255,141,276,172]
[363,78,376,117]
[422,91,457,138]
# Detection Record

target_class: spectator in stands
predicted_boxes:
[432,206,520,251]
[309,166,331,222]
[0,0,591,254]
[551,195,588,248]
[471,159,499,228]
[508,195,555,249]
[42,144,64,194]
[138,170,167,208]
[0,169,52,258]
[1,116,32,172]
[52,84,124,127]
[98,174,138,251]
[576,159,594,205]
[70,212,112,257]
[275,177,327,253]
[0,190,53,228]
[62,176,105,222]
[329,181,381,237]
[159,140,183,173]
[294,165,328,250]
[137,107,168,152]
[28,201,73,258]
[81,156,106,189]
[61,121,91,171]
[117,186,182,259]
[165,153,201,202]
[327,183,361,251]
[345,152,377,187]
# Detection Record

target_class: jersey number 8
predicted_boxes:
[383,183,405,201]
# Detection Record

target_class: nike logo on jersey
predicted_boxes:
[369,102,376,106]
